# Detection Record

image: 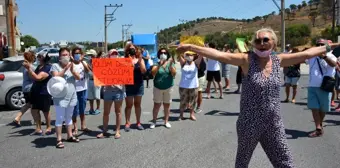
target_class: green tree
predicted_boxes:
[20,35,39,48]
[285,8,291,20]
[285,24,311,46]
[289,4,297,12]
[297,4,302,10]
[302,1,307,7]
[308,11,319,27]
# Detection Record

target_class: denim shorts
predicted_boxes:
[284,76,300,85]
[126,84,144,97]
[103,87,126,101]
[307,87,332,112]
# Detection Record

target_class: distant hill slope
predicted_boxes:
[157,2,335,45]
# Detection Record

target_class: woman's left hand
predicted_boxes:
[176,44,192,53]
[22,61,30,69]
[70,63,74,72]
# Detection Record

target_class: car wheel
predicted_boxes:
[6,88,25,110]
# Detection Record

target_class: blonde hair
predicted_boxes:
[251,27,278,49]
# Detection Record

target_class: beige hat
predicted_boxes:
[85,49,97,56]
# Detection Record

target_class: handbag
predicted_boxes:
[316,58,336,92]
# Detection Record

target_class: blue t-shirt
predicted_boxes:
[22,66,34,92]
[142,50,150,70]
[31,64,52,95]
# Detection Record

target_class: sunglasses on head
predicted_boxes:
[160,51,167,54]
[254,37,270,45]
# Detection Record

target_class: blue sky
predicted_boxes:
[17,0,304,43]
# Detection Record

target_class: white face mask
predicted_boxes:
[160,54,167,61]
[185,56,193,62]
[60,56,70,65]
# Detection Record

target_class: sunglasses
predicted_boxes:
[316,43,325,46]
[160,52,167,54]
[254,37,270,45]
[185,54,194,57]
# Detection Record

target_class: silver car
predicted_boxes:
[0,56,32,109]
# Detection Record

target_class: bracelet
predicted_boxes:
[326,43,331,53]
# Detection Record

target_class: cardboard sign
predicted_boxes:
[92,58,134,86]
[180,36,205,47]
[236,38,248,53]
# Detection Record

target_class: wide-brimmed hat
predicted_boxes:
[47,76,68,98]
[184,51,196,55]
[85,49,97,56]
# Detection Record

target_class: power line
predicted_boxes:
[104,4,123,53]
[122,24,132,48]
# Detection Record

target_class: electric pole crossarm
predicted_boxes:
[104,4,123,53]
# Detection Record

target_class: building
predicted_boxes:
[0,0,20,58]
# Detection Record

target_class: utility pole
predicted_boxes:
[5,0,16,56]
[104,4,122,53]
[179,19,191,35]
[122,24,132,48]
[281,0,285,52]
[332,0,337,42]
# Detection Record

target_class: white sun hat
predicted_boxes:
[47,76,68,98]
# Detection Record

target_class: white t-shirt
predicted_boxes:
[73,61,88,91]
[207,58,220,71]
[307,52,337,87]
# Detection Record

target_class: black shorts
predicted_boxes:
[236,66,243,84]
[23,92,31,104]
[31,94,52,112]
[206,71,221,82]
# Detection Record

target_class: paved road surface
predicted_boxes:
[0,65,340,168]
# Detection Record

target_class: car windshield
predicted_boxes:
[0,60,23,72]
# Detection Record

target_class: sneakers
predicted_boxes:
[195,108,203,113]
[165,122,171,128]
[88,109,101,115]
[150,122,171,129]
[150,122,156,129]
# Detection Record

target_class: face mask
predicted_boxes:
[128,48,136,56]
[185,56,193,62]
[160,54,167,61]
[74,54,81,61]
[254,48,272,58]
[60,56,70,65]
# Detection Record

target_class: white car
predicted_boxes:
[36,48,59,57]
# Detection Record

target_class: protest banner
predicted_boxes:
[92,58,134,86]
[236,38,248,53]
[180,36,205,47]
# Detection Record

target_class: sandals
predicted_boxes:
[56,141,64,149]
[114,133,121,139]
[81,128,92,132]
[45,129,53,135]
[66,136,80,143]
[96,132,110,139]
[308,128,323,138]
[12,120,21,127]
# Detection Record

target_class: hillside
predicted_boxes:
[157,0,336,47]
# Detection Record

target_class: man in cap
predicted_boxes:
[307,38,337,137]
[85,49,102,115]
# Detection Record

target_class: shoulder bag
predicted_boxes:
[316,58,335,92]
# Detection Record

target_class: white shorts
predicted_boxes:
[87,80,101,100]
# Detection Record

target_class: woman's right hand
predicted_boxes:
[64,63,72,71]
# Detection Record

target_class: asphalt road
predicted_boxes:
[0,65,340,168]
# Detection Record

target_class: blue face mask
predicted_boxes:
[74,54,81,61]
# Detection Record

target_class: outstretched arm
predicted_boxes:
[177,44,248,66]
[279,43,340,67]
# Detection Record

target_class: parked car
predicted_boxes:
[36,48,59,57]
[0,56,32,109]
